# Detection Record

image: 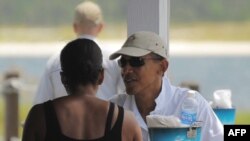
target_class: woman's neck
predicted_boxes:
[74,84,98,96]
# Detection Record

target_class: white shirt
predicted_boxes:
[110,76,224,141]
[33,35,125,104]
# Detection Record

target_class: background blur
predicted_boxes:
[1,0,250,140]
[1,0,250,41]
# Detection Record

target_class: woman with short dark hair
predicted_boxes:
[22,39,142,141]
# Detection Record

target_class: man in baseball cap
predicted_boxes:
[109,31,223,141]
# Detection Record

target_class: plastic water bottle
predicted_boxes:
[180,90,198,125]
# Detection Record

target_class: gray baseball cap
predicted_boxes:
[109,31,168,60]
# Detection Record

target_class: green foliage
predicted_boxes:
[236,111,250,124]
[1,0,250,26]
[1,0,250,41]
[171,0,250,23]
[0,0,126,26]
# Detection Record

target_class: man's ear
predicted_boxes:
[73,23,78,34]
[163,59,169,71]
[97,22,104,34]
[97,69,104,85]
[160,59,168,75]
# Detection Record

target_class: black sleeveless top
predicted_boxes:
[44,101,124,141]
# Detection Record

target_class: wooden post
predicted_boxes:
[127,0,170,56]
[2,70,20,141]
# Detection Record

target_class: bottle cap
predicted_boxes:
[187,90,196,97]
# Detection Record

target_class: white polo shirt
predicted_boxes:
[34,35,125,104]
[110,76,224,141]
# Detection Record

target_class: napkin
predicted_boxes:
[211,89,232,108]
[146,115,182,128]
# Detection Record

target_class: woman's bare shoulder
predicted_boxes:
[122,110,143,141]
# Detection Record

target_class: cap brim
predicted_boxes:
[109,47,151,60]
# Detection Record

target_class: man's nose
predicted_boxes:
[122,64,134,75]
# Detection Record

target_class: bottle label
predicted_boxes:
[181,111,196,125]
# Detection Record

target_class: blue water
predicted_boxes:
[0,57,48,78]
[1,56,250,110]
[168,56,250,110]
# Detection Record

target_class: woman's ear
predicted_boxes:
[60,72,71,93]
[60,72,66,85]
[97,69,104,85]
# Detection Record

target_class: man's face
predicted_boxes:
[119,54,166,96]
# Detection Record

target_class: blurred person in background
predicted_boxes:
[34,0,124,104]
[22,39,142,141]
[109,31,224,141]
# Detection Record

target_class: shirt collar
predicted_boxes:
[122,76,174,131]
[78,34,96,41]
[150,76,173,115]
